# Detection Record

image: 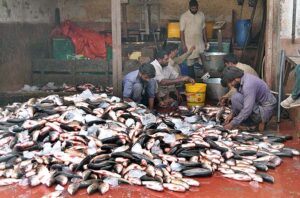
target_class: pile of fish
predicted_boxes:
[0,90,299,197]
[20,82,113,94]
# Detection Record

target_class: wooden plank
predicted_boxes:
[76,76,108,86]
[111,0,123,97]
[74,60,108,72]
[265,0,274,88]
[32,74,74,86]
[122,3,128,38]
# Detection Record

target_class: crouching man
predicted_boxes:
[221,66,277,131]
[123,63,156,110]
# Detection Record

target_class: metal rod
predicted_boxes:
[277,50,286,123]
[292,0,297,43]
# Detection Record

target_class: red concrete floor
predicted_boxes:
[0,120,299,198]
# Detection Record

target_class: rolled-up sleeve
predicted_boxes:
[146,79,156,98]
[231,86,257,126]
[123,79,134,98]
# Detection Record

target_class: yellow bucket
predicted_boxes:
[168,22,180,39]
[185,83,207,105]
[206,21,215,39]
[187,102,205,107]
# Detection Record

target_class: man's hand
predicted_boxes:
[224,113,233,125]
[176,91,183,103]
[219,96,228,106]
[159,101,167,108]
[182,44,188,52]
[224,123,233,130]
[182,76,195,84]
[124,98,133,102]
[189,46,196,52]
[205,43,210,51]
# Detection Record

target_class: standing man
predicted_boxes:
[151,50,195,107]
[221,67,277,131]
[123,63,156,110]
[180,0,208,79]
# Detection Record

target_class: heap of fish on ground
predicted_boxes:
[0,90,299,197]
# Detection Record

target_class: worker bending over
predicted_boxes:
[221,66,277,131]
[220,54,258,105]
[123,63,156,110]
[151,50,195,107]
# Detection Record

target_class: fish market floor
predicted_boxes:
[1,120,300,198]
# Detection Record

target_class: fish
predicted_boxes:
[98,182,110,194]
[0,91,297,197]
[87,182,99,195]
[163,183,186,192]
[142,181,164,191]
[0,178,20,186]
[182,168,213,177]
[223,173,252,181]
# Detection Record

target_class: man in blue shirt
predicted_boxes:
[123,63,156,110]
[221,66,277,131]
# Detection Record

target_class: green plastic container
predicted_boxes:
[208,42,231,53]
[106,46,112,61]
[52,38,75,60]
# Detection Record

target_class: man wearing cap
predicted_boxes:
[221,66,277,131]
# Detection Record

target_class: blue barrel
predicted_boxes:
[180,62,189,76]
[235,19,251,47]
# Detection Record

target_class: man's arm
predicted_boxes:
[146,79,157,110]
[202,27,208,48]
[123,80,134,99]
[174,46,195,65]
[148,98,154,110]
[180,15,187,52]
[180,31,187,52]
[159,76,194,86]
[230,89,257,127]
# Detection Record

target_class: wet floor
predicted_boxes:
[0,121,299,198]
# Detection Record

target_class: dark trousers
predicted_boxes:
[292,65,300,100]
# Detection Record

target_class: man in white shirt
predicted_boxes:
[180,0,208,79]
[151,50,195,107]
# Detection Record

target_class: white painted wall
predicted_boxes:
[280,0,300,38]
[0,0,57,23]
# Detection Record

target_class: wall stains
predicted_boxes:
[0,0,57,23]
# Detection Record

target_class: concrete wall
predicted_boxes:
[0,0,57,91]
[0,0,264,91]
[0,0,57,23]
[279,0,300,129]
[279,0,300,93]
[58,0,263,38]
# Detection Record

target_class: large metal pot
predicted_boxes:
[200,52,227,73]
[204,78,228,102]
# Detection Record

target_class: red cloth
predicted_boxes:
[54,20,112,59]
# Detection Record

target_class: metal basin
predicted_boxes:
[204,78,228,102]
[200,52,227,73]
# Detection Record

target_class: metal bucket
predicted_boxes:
[200,52,227,73]
[204,78,228,102]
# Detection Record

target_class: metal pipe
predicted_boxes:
[292,0,297,43]
[277,50,285,123]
